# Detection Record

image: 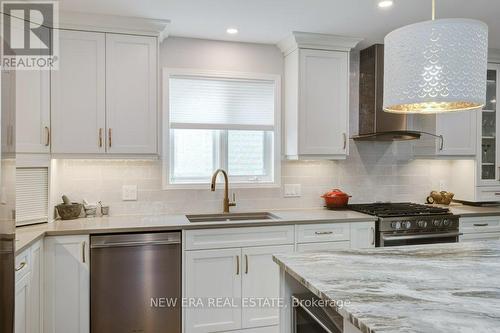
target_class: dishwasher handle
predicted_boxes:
[91,232,181,249]
[91,240,180,248]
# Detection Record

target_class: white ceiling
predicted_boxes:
[59,0,500,49]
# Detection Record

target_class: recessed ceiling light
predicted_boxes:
[378,0,394,8]
[226,28,238,35]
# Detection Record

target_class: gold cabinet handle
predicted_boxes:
[245,254,249,274]
[81,241,86,263]
[236,255,240,275]
[98,128,103,148]
[108,128,112,148]
[15,262,26,272]
[45,126,50,146]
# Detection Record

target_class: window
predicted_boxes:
[165,70,280,187]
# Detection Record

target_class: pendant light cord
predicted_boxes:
[432,0,436,20]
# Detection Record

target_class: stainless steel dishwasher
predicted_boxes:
[90,232,181,333]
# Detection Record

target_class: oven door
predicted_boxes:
[380,232,461,247]
[292,295,343,333]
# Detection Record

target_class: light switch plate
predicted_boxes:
[122,185,138,201]
[284,184,301,198]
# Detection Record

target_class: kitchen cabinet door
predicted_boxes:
[436,111,477,156]
[185,248,242,333]
[350,222,376,249]
[15,273,30,333]
[241,245,294,329]
[1,70,16,155]
[15,25,51,154]
[479,63,500,185]
[44,235,89,333]
[106,34,157,154]
[297,49,349,157]
[51,30,106,154]
[30,241,43,333]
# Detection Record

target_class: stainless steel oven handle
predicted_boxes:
[382,232,462,241]
[291,296,335,333]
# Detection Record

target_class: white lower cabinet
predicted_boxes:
[44,235,89,333]
[241,245,294,329]
[185,248,242,333]
[15,273,30,333]
[350,222,376,249]
[15,240,43,333]
[184,222,375,333]
[460,216,500,242]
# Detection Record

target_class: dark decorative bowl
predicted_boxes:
[56,203,83,220]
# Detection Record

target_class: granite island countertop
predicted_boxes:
[15,208,375,254]
[273,241,500,333]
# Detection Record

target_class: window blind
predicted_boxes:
[16,167,48,226]
[169,76,275,130]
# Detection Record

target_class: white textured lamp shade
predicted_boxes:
[384,18,488,114]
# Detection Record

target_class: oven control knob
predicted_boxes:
[443,219,450,226]
[417,220,427,228]
[391,221,401,230]
[404,221,411,229]
[433,219,442,227]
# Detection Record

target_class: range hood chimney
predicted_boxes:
[353,44,421,141]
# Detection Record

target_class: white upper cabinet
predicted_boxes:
[15,25,51,154]
[105,34,157,154]
[51,29,158,156]
[279,32,361,160]
[412,111,478,157]
[16,70,50,153]
[51,30,106,154]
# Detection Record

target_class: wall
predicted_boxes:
[51,37,455,216]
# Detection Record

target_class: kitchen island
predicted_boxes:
[273,241,500,333]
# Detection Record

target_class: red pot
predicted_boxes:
[321,189,351,209]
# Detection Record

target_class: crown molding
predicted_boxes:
[278,31,363,56]
[489,48,500,64]
[58,11,170,41]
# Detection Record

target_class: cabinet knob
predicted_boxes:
[108,128,112,148]
[98,128,103,148]
[343,133,347,150]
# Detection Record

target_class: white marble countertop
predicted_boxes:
[15,208,375,254]
[273,241,500,333]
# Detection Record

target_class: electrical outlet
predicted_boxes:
[284,184,301,198]
[122,185,138,201]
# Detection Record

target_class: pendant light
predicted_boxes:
[383,0,488,114]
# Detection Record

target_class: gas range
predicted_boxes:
[348,203,461,247]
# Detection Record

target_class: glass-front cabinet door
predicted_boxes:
[480,63,500,185]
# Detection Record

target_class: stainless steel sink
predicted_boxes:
[186,212,280,223]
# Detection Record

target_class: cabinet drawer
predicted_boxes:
[460,232,500,242]
[296,241,350,252]
[296,223,350,243]
[15,248,31,282]
[185,226,295,250]
[460,217,500,234]
[477,188,500,202]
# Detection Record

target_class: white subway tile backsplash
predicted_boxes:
[52,142,454,216]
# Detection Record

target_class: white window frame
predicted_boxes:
[162,68,281,189]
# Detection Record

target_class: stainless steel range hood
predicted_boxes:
[352,44,421,141]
